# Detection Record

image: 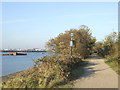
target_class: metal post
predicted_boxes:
[70,46,72,59]
[70,33,74,60]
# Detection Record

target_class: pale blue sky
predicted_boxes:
[2,2,118,49]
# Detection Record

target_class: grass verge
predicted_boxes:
[105,61,119,75]
[105,55,120,75]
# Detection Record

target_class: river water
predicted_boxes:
[1,52,53,77]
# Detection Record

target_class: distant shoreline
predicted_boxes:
[0,51,47,52]
[0,68,31,82]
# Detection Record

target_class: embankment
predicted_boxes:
[2,54,86,88]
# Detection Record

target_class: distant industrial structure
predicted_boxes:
[0,48,47,52]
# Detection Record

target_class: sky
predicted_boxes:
[1,2,118,49]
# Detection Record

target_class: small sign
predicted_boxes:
[71,33,74,37]
[70,41,73,47]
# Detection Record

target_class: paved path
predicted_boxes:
[73,56,118,88]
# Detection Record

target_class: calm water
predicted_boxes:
[1,52,53,77]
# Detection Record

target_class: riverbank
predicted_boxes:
[2,52,53,77]
[2,60,88,88]
[0,50,47,52]
[2,54,87,88]
[0,68,31,82]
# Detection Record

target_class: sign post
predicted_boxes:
[70,33,74,59]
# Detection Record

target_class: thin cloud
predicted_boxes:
[2,18,33,24]
[63,13,117,17]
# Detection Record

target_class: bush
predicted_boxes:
[2,54,83,88]
[105,55,119,63]
[105,55,120,75]
[46,25,96,59]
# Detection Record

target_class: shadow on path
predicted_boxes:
[87,55,103,60]
[57,55,105,87]
[69,55,105,82]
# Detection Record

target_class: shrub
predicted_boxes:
[2,54,83,88]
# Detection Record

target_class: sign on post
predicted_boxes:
[70,40,73,47]
[70,33,74,47]
[70,33,74,59]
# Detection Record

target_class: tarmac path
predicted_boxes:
[73,56,118,88]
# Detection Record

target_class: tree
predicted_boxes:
[46,25,96,59]
[95,32,118,57]
[103,32,118,56]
